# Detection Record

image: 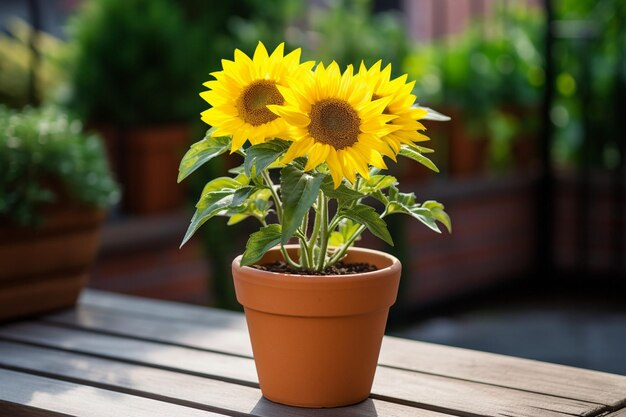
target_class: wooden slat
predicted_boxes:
[51,291,626,408]
[80,289,247,329]
[46,306,253,356]
[380,336,626,408]
[606,409,626,416]
[0,322,258,385]
[0,368,223,417]
[0,328,606,417]
[0,341,451,417]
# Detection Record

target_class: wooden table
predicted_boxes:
[1,290,625,417]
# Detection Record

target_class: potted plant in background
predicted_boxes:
[65,0,205,214]
[178,42,450,407]
[405,4,544,177]
[0,106,119,321]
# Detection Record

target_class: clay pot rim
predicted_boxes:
[232,245,401,283]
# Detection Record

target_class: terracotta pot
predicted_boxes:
[86,123,189,215]
[0,206,104,321]
[232,246,401,408]
[125,125,189,214]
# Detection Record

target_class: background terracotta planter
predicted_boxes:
[88,123,189,215]
[232,246,401,408]
[0,206,104,321]
[125,125,189,214]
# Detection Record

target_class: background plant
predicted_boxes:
[298,0,410,77]
[551,0,626,170]
[64,0,301,126]
[404,4,544,171]
[0,106,120,227]
[0,18,66,109]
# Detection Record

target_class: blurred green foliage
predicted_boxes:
[0,19,66,108]
[65,0,302,126]
[551,0,626,169]
[404,5,544,171]
[66,0,203,125]
[299,0,410,75]
[0,106,120,227]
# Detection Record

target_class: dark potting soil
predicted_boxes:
[252,261,378,276]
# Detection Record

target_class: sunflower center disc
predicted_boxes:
[309,99,361,150]
[238,80,284,126]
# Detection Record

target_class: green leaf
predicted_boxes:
[227,189,272,225]
[408,208,441,233]
[386,185,416,213]
[181,191,235,246]
[329,218,361,246]
[228,165,245,175]
[341,204,393,246]
[328,232,344,247]
[178,130,231,182]
[359,175,397,194]
[422,200,452,233]
[385,187,442,233]
[244,139,291,177]
[199,177,242,202]
[240,224,282,266]
[399,144,440,173]
[231,186,256,206]
[321,176,364,206]
[280,165,324,244]
[413,145,435,154]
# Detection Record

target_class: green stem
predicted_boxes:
[326,208,389,268]
[298,211,311,269]
[308,192,323,266]
[317,192,329,271]
[262,170,283,223]
[261,170,299,269]
[280,245,301,269]
[326,224,366,267]
[327,212,341,232]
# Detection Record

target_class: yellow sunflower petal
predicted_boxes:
[304,143,330,171]
[325,149,344,188]
[267,105,311,127]
[281,136,315,164]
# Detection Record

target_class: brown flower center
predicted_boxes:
[237,80,284,126]
[308,99,361,150]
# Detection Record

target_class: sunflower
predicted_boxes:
[356,61,430,154]
[268,61,400,188]
[200,42,313,152]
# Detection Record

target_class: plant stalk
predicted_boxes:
[262,170,283,223]
[317,192,329,271]
[299,210,311,268]
[326,208,389,268]
[308,192,323,267]
[261,170,299,268]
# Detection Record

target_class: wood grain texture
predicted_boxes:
[50,291,626,408]
[380,336,626,408]
[0,329,607,417]
[45,305,253,355]
[0,368,223,417]
[0,322,258,385]
[0,341,451,417]
[80,289,247,329]
[606,409,626,416]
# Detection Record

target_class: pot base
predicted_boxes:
[262,392,369,409]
